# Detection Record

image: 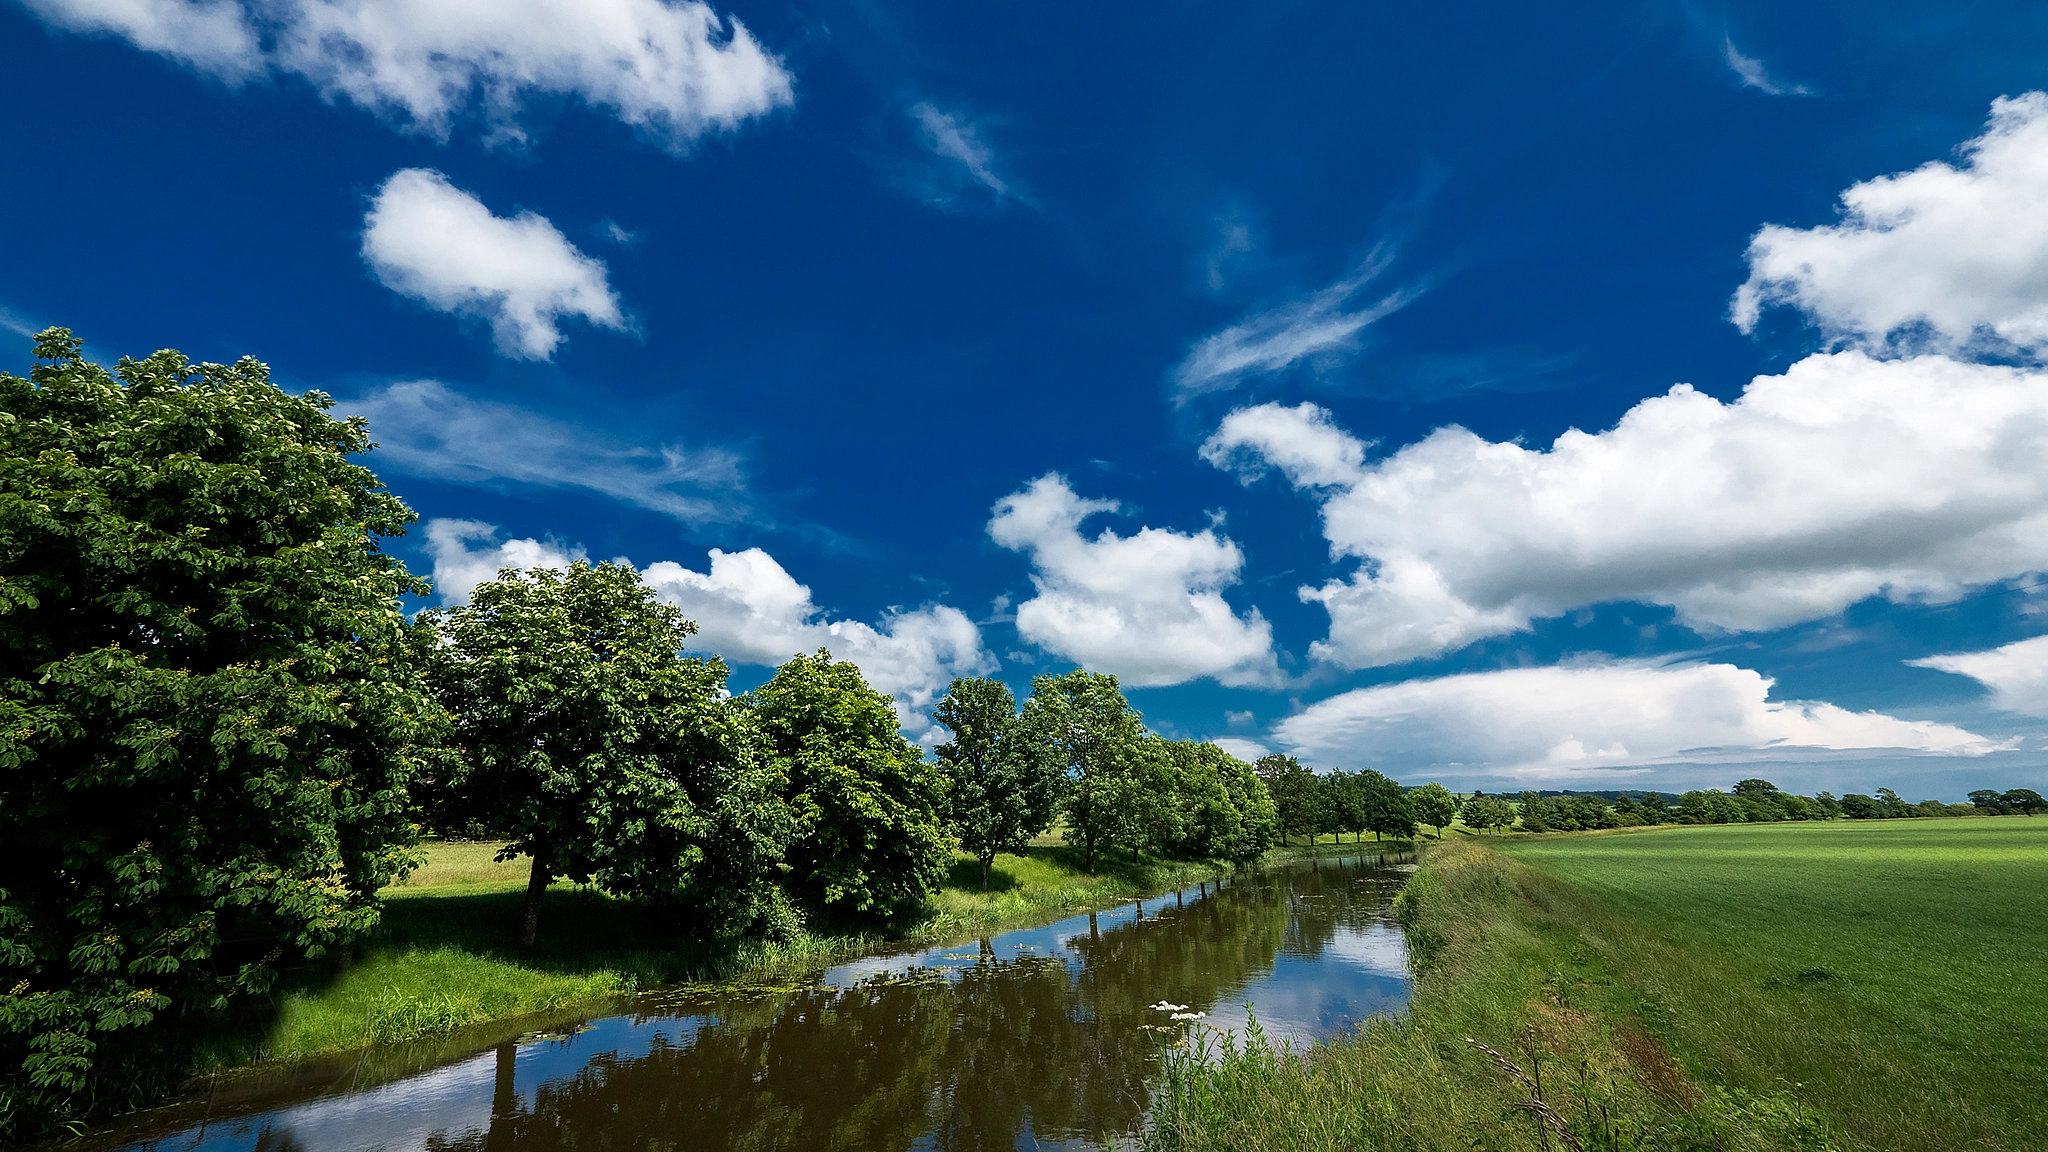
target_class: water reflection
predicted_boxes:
[114,852,1410,1152]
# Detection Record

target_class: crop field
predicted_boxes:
[1499,819,2048,1150]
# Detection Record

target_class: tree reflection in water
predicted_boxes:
[129,854,1410,1152]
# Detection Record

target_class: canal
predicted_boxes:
[108,849,1413,1152]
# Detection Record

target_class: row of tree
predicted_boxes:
[0,338,1299,1136]
[1251,756,1461,842]
[1458,780,2048,833]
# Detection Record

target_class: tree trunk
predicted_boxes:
[1085,835,1096,873]
[980,855,992,891]
[520,854,550,948]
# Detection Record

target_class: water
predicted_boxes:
[105,851,1412,1152]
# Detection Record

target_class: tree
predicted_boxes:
[1020,670,1143,872]
[1358,771,1413,841]
[1969,789,2012,815]
[0,333,441,1137]
[2005,787,2047,816]
[750,652,952,918]
[427,562,785,947]
[1840,793,1883,819]
[1255,754,1319,846]
[1461,795,1515,835]
[1319,770,1366,843]
[1411,783,1459,838]
[932,677,1063,889]
[1213,748,1279,865]
[1876,787,1910,818]
[1732,778,1780,801]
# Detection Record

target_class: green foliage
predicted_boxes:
[1155,740,1276,864]
[0,331,439,1138]
[1358,769,1414,840]
[1410,782,1459,837]
[425,561,786,945]
[1021,669,1145,872]
[1253,753,1318,845]
[751,651,952,918]
[932,677,1063,888]
[1459,793,1516,834]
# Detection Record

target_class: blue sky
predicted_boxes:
[11,0,2048,797]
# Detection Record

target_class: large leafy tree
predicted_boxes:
[1254,754,1318,846]
[1158,740,1276,864]
[1020,670,1144,872]
[1358,770,1415,841]
[0,333,441,1137]
[1410,783,1459,839]
[425,561,785,947]
[750,652,952,918]
[932,677,1063,889]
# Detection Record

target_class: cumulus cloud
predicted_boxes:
[423,518,587,604]
[1207,737,1271,764]
[423,520,993,733]
[1734,94,2048,354]
[23,0,792,149]
[1206,351,2048,668]
[910,102,1015,203]
[1910,634,2048,717]
[363,169,624,359]
[1722,38,1809,97]
[987,474,1280,688]
[1173,251,1418,400]
[348,379,744,522]
[1275,661,2007,778]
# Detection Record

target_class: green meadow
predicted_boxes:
[1498,818,2048,1150]
[1144,818,2047,1152]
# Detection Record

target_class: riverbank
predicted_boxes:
[195,838,1305,1073]
[1143,819,2048,1152]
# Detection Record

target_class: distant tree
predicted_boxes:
[1411,783,1460,839]
[1320,770,1367,843]
[0,333,443,1137]
[932,677,1063,889]
[1732,778,1780,801]
[428,562,785,947]
[1812,791,1843,819]
[1461,795,1515,835]
[1840,793,1883,819]
[1639,791,1671,824]
[1158,739,1275,863]
[1969,789,2012,815]
[1021,670,1143,872]
[750,652,952,917]
[2006,788,2047,816]
[1876,787,1910,818]
[1361,771,1414,841]
[1255,754,1320,846]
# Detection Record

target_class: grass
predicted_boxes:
[207,838,1257,1073]
[1496,819,2048,1150]
[1142,818,2047,1152]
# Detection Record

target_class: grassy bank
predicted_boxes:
[1145,819,2047,1152]
[206,839,1248,1071]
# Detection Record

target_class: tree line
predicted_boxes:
[1456,779,2047,833]
[0,335,1287,1137]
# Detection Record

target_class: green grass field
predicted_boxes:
[1144,818,2046,1152]
[1498,818,2048,1150]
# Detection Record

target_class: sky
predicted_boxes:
[9,0,2048,799]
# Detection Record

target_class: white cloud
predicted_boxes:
[348,379,743,522]
[423,520,992,733]
[1910,634,2048,717]
[1275,661,2007,778]
[423,518,587,604]
[1722,38,1809,97]
[1173,251,1417,400]
[23,0,793,150]
[1208,737,1270,764]
[363,169,625,359]
[987,474,1280,688]
[1734,94,2048,353]
[910,102,1013,201]
[1206,351,2048,668]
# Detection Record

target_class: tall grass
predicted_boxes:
[1140,839,1842,1152]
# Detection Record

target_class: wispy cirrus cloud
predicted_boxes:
[347,379,745,524]
[903,101,1031,211]
[1723,38,1811,97]
[1172,249,1420,400]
